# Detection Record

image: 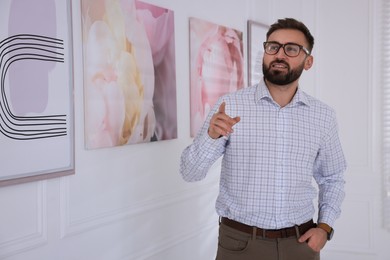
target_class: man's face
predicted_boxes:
[262,29,313,86]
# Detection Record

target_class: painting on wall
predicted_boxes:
[247,20,269,86]
[0,0,74,186]
[189,17,244,137]
[81,0,177,149]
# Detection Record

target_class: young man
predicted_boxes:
[180,18,346,260]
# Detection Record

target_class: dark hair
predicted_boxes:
[267,18,314,53]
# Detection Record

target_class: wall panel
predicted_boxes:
[0,182,47,258]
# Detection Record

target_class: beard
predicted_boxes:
[262,59,305,86]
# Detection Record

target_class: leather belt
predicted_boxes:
[220,217,316,239]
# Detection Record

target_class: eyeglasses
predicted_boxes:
[263,41,310,57]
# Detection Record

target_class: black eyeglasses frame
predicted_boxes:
[263,41,311,57]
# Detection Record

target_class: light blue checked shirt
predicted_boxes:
[180,81,346,229]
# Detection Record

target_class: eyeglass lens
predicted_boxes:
[264,42,302,57]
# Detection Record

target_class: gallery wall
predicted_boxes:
[0,0,251,259]
[0,0,389,259]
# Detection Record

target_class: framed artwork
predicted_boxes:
[189,17,244,137]
[81,0,177,149]
[0,0,75,186]
[247,20,269,86]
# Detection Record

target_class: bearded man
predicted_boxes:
[180,18,346,260]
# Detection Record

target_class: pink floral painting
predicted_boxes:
[189,18,244,137]
[81,0,177,149]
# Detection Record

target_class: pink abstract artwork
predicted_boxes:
[81,0,177,149]
[189,17,244,137]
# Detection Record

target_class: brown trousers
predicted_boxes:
[216,222,320,260]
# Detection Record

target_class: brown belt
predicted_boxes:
[220,217,316,239]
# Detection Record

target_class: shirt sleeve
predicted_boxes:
[313,111,347,227]
[180,133,226,182]
[180,99,227,182]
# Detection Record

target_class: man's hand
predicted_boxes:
[298,227,328,253]
[208,102,240,139]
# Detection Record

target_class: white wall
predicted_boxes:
[0,0,389,259]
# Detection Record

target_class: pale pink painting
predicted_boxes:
[189,17,244,137]
[81,0,177,149]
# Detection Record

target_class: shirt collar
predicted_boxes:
[255,80,310,107]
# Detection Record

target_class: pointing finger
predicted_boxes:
[218,102,226,114]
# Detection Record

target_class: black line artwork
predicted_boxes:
[0,34,68,140]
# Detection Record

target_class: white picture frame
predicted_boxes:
[0,0,75,186]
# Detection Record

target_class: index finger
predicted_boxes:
[218,102,226,114]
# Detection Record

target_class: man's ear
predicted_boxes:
[304,56,314,70]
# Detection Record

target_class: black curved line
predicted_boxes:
[0,129,67,140]
[0,34,63,47]
[0,57,67,135]
[1,55,66,125]
[0,41,64,59]
[0,38,63,50]
[0,43,65,123]
[0,34,69,140]
[0,45,65,116]
[0,114,67,140]
[0,46,64,69]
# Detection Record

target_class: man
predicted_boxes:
[180,18,346,260]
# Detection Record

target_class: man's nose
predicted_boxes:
[274,46,288,59]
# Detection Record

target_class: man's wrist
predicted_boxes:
[317,223,334,240]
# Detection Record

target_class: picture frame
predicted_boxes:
[0,0,75,187]
[247,20,269,86]
[189,17,244,137]
[81,0,178,149]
